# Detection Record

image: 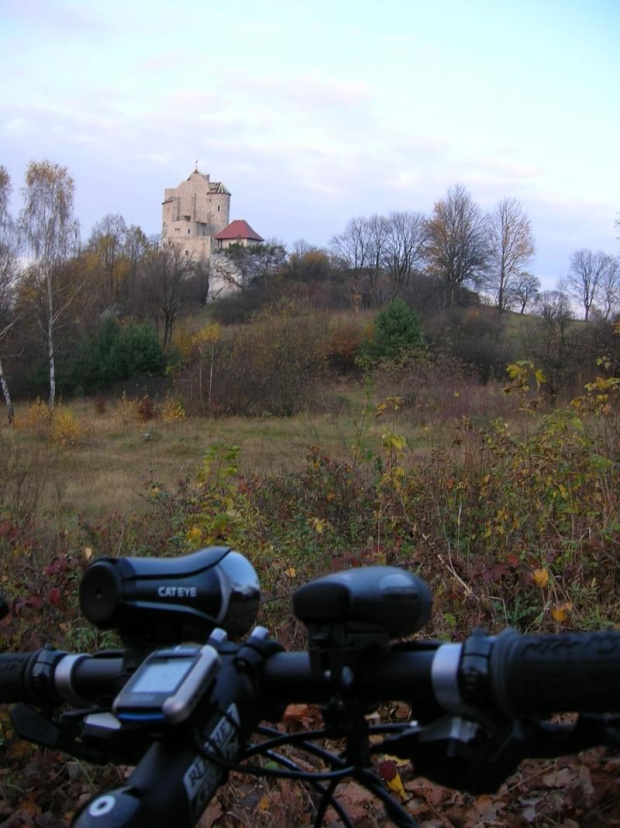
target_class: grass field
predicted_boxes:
[0,370,529,523]
[0,393,410,520]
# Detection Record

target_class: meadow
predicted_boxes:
[1,356,617,640]
[0,359,619,826]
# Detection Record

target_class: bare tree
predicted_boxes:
[384,211,428,300]
[536,289,572,328]
[284,241,332,282]
[330,217,373,312]
[139,240,194,349]
[291,239,313,259]
[426,184,490,309]
[88,213,128,307]
[0,166,20,423]
[534,289,574,401]
[20,160,80,409]
[487,197,535,313]
[566,249,612,321]
[512,272,541,314]
[364,214,391,306]
[0,166,10,219]
[597,257,620,321]
[124,225,149,280]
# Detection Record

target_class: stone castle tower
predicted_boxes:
[161,167,231,259]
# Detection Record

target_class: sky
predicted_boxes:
[1,0,618,289]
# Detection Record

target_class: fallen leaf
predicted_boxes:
[532,568,549,588]
[196,797,223,828]
[282,704,320,730]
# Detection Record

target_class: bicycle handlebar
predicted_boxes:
[1,549,619,828]
[2,628,619,828]
[2,628,619,715]
[490,628,620,716]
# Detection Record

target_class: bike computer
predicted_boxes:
[113,644,220,725]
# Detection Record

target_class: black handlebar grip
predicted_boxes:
[0,653,34,702]
[490,629,620,717]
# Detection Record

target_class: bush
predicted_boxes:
[322,318,366,373]
[176,301,329,416]
[162,396,186,423]
[21,399,51,435]
[425,307,514,381]
[208,281,270,325]
[136,395,157,422]
[51,407,83,447]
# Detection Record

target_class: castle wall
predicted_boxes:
[161,170,231,261]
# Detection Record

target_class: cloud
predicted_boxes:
[229,71,374,109]
[0,102,123,150]
[138,51,195,73]
[1,54,616,283]
[2,0,109,34]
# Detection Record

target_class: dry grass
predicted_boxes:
[0,375,532,522]
[0,399,371,519]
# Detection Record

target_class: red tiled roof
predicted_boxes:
[214,220,263,242]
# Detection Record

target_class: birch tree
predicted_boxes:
[0,166,20,423]
[20,161,80,409]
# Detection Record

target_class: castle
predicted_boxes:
[161,167,263,260]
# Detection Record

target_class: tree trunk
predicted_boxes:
[208,344,214,405]
[0,355,14,424]
[47,269,56,411]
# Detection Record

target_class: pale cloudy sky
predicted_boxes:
[1,0,618,288]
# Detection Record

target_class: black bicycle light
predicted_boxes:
[293,566,432,638]
[79,547,260,645]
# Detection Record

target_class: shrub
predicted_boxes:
[21,399,51,434]
[176,301,329,416]
[162,396,186,423]
[51,407,83,447]
[136,395,157,422]
[322,318,365,373]
[115,392,139,424]
[0,439,50,525]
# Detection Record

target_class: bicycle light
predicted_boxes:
[79,547,260,645]
[293,566,432,638]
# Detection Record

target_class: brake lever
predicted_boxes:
[380,714,620,795]
[11,704,117,764]
[11,703,151,765]
[526,714,620,757]
[379,715,534,794]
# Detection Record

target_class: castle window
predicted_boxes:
[188,229,191,234]
[217,206,220,212]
